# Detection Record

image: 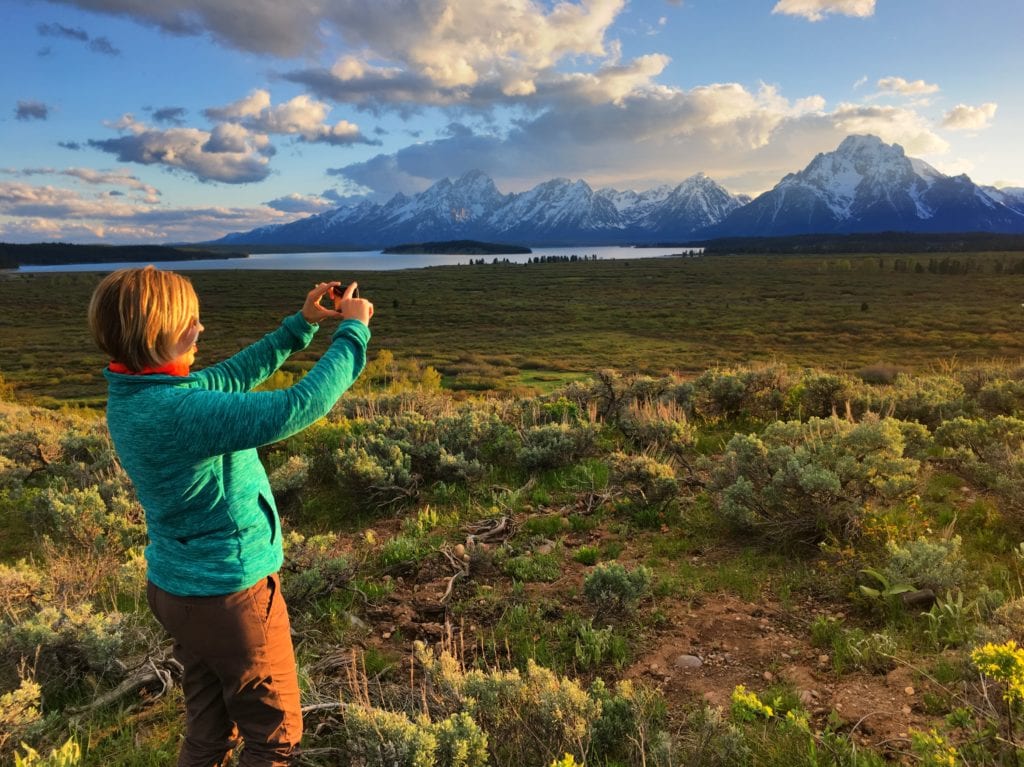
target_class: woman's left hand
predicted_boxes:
[301,282,345,324]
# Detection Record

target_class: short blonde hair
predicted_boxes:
[88,266,199,371]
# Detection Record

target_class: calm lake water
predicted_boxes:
[17,245,702,273]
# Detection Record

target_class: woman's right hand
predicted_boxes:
[333,282,374,326]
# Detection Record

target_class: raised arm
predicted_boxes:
[192,312,318,393]
[193,282,344,393]
[177,320,371,456]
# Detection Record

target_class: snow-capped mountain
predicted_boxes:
[215,170,747,247]
[213,136,1024,248]
[702,135,1024,237]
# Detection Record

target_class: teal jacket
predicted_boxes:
[104,313,370,596]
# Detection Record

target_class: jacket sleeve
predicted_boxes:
[192,312,319,393]
[174,320,370,457]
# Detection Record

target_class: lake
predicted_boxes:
[16,245,703,273]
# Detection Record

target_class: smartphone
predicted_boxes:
[330,284,358,299]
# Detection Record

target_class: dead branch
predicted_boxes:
[69,653,183,715]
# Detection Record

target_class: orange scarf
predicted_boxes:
[108,360,191,377]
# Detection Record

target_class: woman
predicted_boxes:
[88,266,373,767]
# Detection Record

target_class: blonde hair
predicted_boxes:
[88,266,199,371]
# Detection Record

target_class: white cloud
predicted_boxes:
[329,82,949,198]
[204,89,375,145]
[264,193,336,214]
[830,103,949,155]
[2,166,160,202]
[942,102,998,131]
[88,115,273,184]
[876,76,940,96]
[772,0,876,21]
[0,180,290,243]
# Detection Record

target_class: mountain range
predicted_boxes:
[214,135,1024,248]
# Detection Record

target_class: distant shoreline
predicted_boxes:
[0,243,246,270]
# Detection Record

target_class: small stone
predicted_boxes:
[674,654,703,669]
[781,652,791,660]
[536,543,554,555]
[818,654,830,665]
[902,706,912,715]
[762,671,774,682]
[382,631,392,639]
[904,686,915,696]
[798,690,815,706]
[835,703,843,711]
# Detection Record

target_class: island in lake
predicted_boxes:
[382,240,532,255]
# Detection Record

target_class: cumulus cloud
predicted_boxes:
[326,81,950,198]
[37,21,120,55]
[88,114,273,184]
[205,89,377,145]
[49,0,625,107]
[772,0,876,21]
[15,101,49,121]
[876,76,940,96]
[264,193,336,213]
[942,102,997,131]
[0,180,291,243]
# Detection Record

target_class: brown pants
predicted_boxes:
[147,574,303,767]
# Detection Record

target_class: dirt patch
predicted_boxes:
[625,595,939,753]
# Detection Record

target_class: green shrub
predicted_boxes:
[572,546,600,566]
[418,645,602,767]
[609,452,677,507]
[0,678,41,754]
[501,552,562,583]
[432,712,489,767]
[935,416,1024,514]
[268,455,309,495]
[334,436,418,507]
[340,705,436,767]
[583,562,653,612]
[712,416,921,547]
[2,604,124,692]
[792,372,855,419]
[857,374,966,428]
[280,532,352,606]
[518,423,598,470]
[881,535,966,594]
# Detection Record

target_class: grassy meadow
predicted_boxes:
[3,251,1024,405]
[2,252,1024,766]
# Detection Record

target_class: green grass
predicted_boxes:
[6,251,1024,403]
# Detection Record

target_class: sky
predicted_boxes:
[1,0,1021,243]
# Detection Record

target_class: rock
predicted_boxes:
[345,612,367,629]
[762,671,774,682]
[818,654,830,666]
[798,690,815,706]
[901,589,936,610]
[382,631,392,639]
[902,705,912,715]
[535,542,555,555]
[674,654,703,669]
[904,686,915,696]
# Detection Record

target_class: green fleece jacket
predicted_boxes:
[104,312,370,596]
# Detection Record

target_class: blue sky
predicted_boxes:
[1,0,1020,243]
